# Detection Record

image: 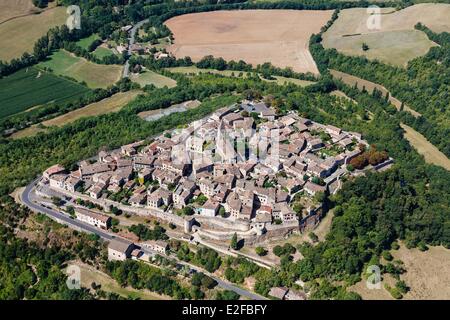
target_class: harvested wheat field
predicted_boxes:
[0,0,39,24]
[42,90,141,127]
[322,4,450,66]
[10,91,140,139]
[130,70,177,88]
[165,10,333,74]
[0,5,67,62]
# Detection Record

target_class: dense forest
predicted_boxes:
[0,196,99,299]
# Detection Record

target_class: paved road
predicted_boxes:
[22,178,117,241]
[176,258,267,300]
[122,19,149,78]
[21,178,267,300]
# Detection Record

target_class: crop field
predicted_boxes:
[10,90,141,139]
[0,6,67,62]
[165,10,333,74]
[37,50,123,88]
[0,67,90,120]
[322,4,450,66]
[130,70,177,88]
[400,124,450,171]
[43,90,141,127]
[325,29,435,67]
[0,0,39,24]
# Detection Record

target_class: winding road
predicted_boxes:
[21,178,266,300]
[22,178,117,241]
[122,19,149,78]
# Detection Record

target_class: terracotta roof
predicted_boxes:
[44,164,66,177]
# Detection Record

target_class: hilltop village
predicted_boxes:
[42,101,392,248]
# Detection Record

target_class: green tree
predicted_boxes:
[230,233,238,250]
[313,191,326,203]
[219,206,226,217]
[382,251,393,261]
[216,290,240,300]
[308,232,319,243]
[255,247,267,256]
[273,245,284,257]
[395,280,409,294]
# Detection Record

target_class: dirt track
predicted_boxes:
[165,10,333,74]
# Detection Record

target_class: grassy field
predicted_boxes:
[390,245,450,300]
[92,46,116,59]
[0,6,67,62]
[76,34,101,50]
[322,4,450,66]
[0,67,90,119]
[71,261,167,300]
[167,66,251,77]
[167,66,315,86]
[267,76,315,87]
[325,30,435,67]
[10,91,141,139]
[330,69,421,117]
[153,37,171,50]
[400,124,450,171]
[9,126,46,140]
[350,243,450,300]
[131,70,177,88]
[165,10,333,74]
[379,4,450,34]
[37,50,123,88]
[330,90,356,103]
